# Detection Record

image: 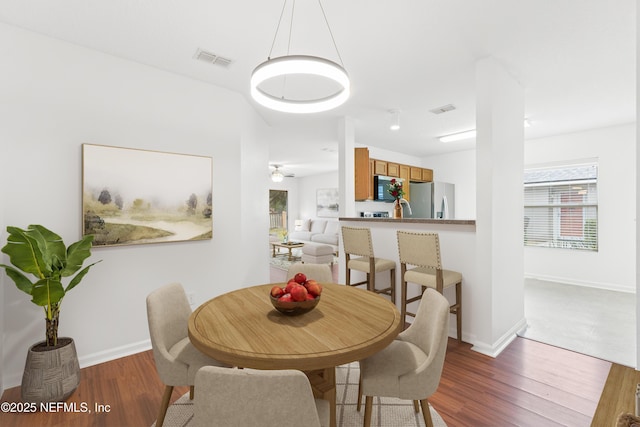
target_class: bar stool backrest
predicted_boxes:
[397,231,442,270]
[341,226,374,258]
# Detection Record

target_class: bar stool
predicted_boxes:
[341,226,396,303]
[397,230,462,342]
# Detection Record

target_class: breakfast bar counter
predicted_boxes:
[337,216,483,350]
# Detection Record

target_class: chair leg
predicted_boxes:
[413,400,420,412]
[363,396,373,427]
[357,376,363,411]
[189,385,195,399]
[390,268,396,304]
[400,279,407,324]
[368,271,374,293]
[420,398,434,427]
[455,281,462,342]
[156,385,173,427]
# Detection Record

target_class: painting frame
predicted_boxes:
[316,188,339,218]
[82,144,213,247]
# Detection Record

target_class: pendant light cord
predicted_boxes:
[268,0,344,67]
[318,0,345,67]
[267,0,289,60]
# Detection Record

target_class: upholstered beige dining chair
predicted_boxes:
[193,366,331,427]
[341,226,396,303]
[146,283,228,427]
[357,288,449,427]
[287,262,334,283]
[397,230,463,342]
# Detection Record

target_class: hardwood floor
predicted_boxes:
[0,337,611,427]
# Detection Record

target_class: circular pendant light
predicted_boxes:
[251,0,350,114]
[251,55,350,114]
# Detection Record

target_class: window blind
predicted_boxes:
[524,163,598,251]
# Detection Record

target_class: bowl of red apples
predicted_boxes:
[270,272,323,316]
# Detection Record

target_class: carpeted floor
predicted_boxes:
[152,363,447,427]
[519,278,636,367]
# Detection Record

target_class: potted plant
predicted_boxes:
[0,224,101,403]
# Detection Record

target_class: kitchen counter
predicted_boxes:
[339,217,475,226]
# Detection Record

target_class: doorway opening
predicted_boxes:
[269,189,288,241]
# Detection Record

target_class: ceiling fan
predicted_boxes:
[270,165,295,182]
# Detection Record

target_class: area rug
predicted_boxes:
[152,362,447,427]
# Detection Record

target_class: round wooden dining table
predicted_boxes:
[188,282,402,427]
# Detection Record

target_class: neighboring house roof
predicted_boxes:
[524,164,598,184]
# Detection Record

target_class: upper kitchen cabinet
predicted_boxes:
[374,160,388,176]
[355,147,372,201]
[387,162,400,177]
[399,164,411,201]
[410,166,433,183]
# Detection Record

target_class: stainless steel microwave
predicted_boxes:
[373,175,404,202]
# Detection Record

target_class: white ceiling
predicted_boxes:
[0,1,635,177]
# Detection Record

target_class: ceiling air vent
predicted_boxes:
[194,48,232,68]
[429,104,456,115]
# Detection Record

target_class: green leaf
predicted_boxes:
[65,260,101,293]
[2,226,47,278]
[62,234,95,277]
[31,278,65,307]
[28,225,66,275]
[0,264,34,295]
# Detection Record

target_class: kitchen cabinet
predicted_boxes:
[354,148,372,201]
[410,167,423,181]
[399,164,411,201]
[410,167,433,182]
[374,160,387,176]
[387,162,400,177]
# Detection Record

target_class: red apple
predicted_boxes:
[306,282,322,297]
[270,286,284,298]
[293,272,307,284]
[290,284,308,302]
[285,280,298,294]
[305,294,316,301]
[304,279,318,289]
[278,293,293,302]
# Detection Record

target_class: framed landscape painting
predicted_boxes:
[316,188,339,217]
[82,144,213,246]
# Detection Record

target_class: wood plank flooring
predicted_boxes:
[591,363,640,425]
[0,337,612,427]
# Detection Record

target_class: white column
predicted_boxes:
[473,57,526,355]
[636,0,640,370]
[338,116,356,218]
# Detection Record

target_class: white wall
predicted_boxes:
[297,172,339,221]
[422,123,636,292]
[0,24,270,388]
[524,124,636,291]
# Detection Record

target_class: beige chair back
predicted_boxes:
[146,283,191,386]
[194,366,329,427]
[398,288,450,395]
[287,262,334,283]
[341,226,374,257]
[397,231,442,269]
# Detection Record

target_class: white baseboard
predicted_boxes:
[3,339,152,390]
[470,317,527,358]
[525,274,636,294]
[79,339,151,369]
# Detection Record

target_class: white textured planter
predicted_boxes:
[21,337,80,403]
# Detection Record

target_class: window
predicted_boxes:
[524,163,598,251]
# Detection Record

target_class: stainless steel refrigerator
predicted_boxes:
[404,182,455,219]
